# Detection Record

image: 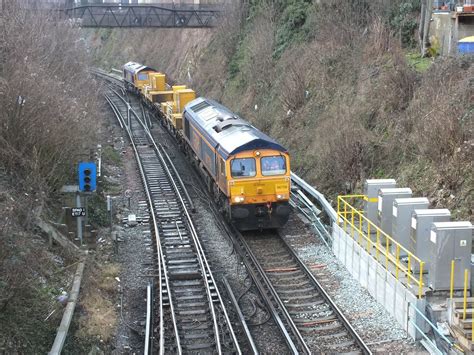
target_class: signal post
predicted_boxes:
[62,162,97,246]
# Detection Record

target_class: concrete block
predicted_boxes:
[352,243,360,280]
[376,264,386,305]
[367,256,377,298]
[407,295,427,340]
[344,236,352,270]
[332,227,340,258]
[360,248,368,289]
[395,282,407,326]
[385,272,397,317]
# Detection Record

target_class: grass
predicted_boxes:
[76,293,117,342]
[406,52,433,72]
[98,263,120,293]
[102,145,122,166]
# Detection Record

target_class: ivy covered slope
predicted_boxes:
[91,0,472,220]
[192,0,472,220]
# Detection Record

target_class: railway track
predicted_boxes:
[102,79,241,354]
[95,68,371,354]
[240,230,371,354]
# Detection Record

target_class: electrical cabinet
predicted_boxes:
[363,179,396,231]
[410,209,451,272]
[377,188,412,239]
[429,221,473,291]
[391,198,429,257]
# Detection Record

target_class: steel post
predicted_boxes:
[76,193,83,245]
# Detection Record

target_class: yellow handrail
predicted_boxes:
[450,260,455,299]
[337,195,425,298]
[463,269,469,320]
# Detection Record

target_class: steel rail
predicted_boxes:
[101,69,238,353]
[223,277,259,355]
[106,84,240,354]
[235,229,311,355]
[130,99,224,355]
[144,283,152,354]
[105,91,174,354]
[150,109,304,354]
[278,234,372,355]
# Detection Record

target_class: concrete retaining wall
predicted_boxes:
[332,224,426,340]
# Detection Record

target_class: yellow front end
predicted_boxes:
[229,177,290,205]
[226,149,291,230]
[135,71,154,93]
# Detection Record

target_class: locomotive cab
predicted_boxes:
[182,97,292,231]
[123,62,157,94]
[228,149,291,230]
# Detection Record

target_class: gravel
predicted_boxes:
[282,214,424,353]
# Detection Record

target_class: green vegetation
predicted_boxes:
[87,193,109,227]
[273,0,312,57]
[406,52,433,72]
[102,145,122,166]
[91,0,473,220]
[390,0,421,47]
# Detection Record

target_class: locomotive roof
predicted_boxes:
[183,97,287,158]
[123,61,156,75]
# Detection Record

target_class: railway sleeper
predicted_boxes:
[280,293,321,301]
[164,239,191,246]
[177,309,208,316]
[175,294,206,302]
[183,342,216,351]
[273,273,307,282]
[326,340,357,350]
[317,331,353,341]
[179,323,212,331]
[176,301,208,308]
[261,258,297,273]
[285,300,326,309]
[272,280,311,289]
[167,258,198,265]
[168,270,201,280]
[289,307,332,316]
[163,245,193,253]
[277,286,315,294]
[183,332,215,341]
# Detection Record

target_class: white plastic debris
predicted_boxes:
[127,214,137,227]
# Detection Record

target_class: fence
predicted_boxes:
[337,195,425,298]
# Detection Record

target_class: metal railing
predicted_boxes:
[408,302,462,354]
[450,260,473,342]
[337,195,425,298]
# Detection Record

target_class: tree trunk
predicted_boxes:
[419,0,426,51]
[422,0,434,56]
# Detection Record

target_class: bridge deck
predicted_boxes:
[65,4,220,28]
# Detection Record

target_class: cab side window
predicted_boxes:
[220,159,226,177]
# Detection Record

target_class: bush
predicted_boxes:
[0,1,101,198]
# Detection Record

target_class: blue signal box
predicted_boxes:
[78,162,97,192]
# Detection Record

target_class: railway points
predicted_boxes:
[103,80,240,354]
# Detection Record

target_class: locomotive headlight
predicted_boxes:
[276,194,286,200]
[234,196,245,203]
